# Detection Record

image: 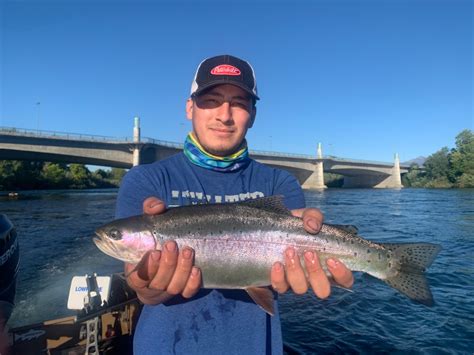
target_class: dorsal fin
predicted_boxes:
[237,195,291,215]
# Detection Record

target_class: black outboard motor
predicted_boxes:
[0,214,19,323]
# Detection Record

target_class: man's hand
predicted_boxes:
[125,197,201,305]
[270,207,354,299]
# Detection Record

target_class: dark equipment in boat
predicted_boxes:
[0,214,19,324]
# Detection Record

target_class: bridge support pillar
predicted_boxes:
[302,143,327,189]
[373,153,403,188]
[132,116,141,166]
[133,148,140,166]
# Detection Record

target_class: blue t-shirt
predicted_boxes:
[116,152,305,355]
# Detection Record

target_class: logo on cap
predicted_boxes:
[210,65,241,76]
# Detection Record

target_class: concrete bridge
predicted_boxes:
[0,123,408,189]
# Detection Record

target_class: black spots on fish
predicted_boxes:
[394,244,441,271]
[384,272,433,305]
[388,262,392,268]
[379,243,441,271]
[366,249,371,254]
[353,252,358,257]
[378,253,382,260]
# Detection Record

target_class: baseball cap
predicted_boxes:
[190,55,259,100]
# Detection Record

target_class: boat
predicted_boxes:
[8,273,142,354]
[0,213,142,354]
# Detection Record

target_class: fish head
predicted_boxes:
[93,215,157,265]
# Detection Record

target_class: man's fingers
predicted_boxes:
[327,258,354,288]
[149,241,179,290]
[182,267,202,298]
[136,287,173,305]
[166,247,195,295]
[125,251,161,289]
[305,251,331,299]
[284,247,308,294]
[143,197,166,215]
[291,208,324,234]
[139,250,161,281]
[302,208,323,234]
[271,262,289,294]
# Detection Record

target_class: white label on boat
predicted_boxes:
[67,276,111,310]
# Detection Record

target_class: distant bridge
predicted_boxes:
[0,125,408,188]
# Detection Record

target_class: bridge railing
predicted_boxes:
[249,151,405,167]
[249,149,315,160]
[140,137,184,149]
[0,126,134,143]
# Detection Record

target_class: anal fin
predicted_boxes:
[246,287,275,316]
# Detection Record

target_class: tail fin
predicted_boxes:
[380,243,442,306]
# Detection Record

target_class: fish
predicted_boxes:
[94,196,441,315]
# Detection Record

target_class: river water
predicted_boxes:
[1,188,473,354]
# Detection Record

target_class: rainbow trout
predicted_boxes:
[94,196,441,314]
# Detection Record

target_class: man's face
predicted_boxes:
[186,84,256,157]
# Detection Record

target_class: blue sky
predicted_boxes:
[1,0,472,163]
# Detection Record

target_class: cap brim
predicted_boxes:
[192,81,259,100]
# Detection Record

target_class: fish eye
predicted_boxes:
[109,229,122,240]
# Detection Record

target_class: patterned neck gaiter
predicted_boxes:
[183,132,250,172]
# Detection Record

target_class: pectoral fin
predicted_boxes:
[246,287,275,316]
[328,277,354,293]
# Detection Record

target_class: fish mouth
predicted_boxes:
[93,236,115,258]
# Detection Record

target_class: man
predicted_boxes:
[116,54,353,354]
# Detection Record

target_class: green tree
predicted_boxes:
[109,168,127,185]
[41,163,68,188]
[68,164,91,188]
[451,129,474,187]
[15,161,43,189]
[402,163,426,187]
[0,161,18,190]
[424,147,450,180]
[0,160,44,190]
[93,169,110,180]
